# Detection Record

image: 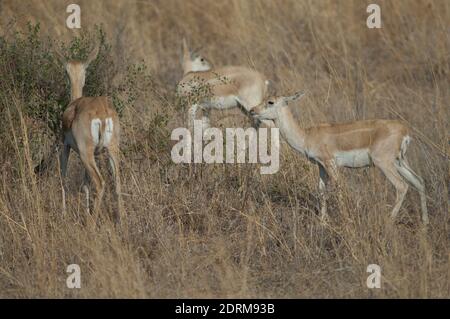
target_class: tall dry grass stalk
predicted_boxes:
[0,0,448,298]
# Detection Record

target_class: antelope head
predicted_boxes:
[56,44,100,101]
[250,91,305,121]
[182,38,212,74]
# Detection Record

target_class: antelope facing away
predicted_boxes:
[58,45,122,223]
[176,39,273,131]
[249,92,429,224]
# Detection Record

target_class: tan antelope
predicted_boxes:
[58,45,122,223]
[249,92,429,224]
[177,39,273,131]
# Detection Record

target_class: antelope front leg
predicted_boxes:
[318,160,342,221]
[318,164,330,221]
[326,160,343,201]
[188,103,199,132]
[201,108,211,132]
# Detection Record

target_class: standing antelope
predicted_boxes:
[176,39,273,131]
[249,92,429,224]
[58,45,122,223]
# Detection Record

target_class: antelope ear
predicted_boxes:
[84,44,99,68]
[284,91,305,103]
[182,38,190,61]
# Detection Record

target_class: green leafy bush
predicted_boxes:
[0,22,154,170]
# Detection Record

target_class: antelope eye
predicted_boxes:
[200,58,204,62]
[268,101,274,105]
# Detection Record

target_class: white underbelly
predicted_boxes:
[206,95,238,110]
[335,149,371,168]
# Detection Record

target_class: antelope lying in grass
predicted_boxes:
[177,39,273,131]
[249,92,429,224]
[57,44,122,223]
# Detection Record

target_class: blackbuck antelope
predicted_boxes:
[57,45,122,223]
[249,92,429,224]
[177,39,272,131]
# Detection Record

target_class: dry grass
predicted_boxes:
[0,0,449,298]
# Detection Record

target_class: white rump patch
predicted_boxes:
[103,118,114,147]
[91,118,114,147]
[91,119,102,146]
